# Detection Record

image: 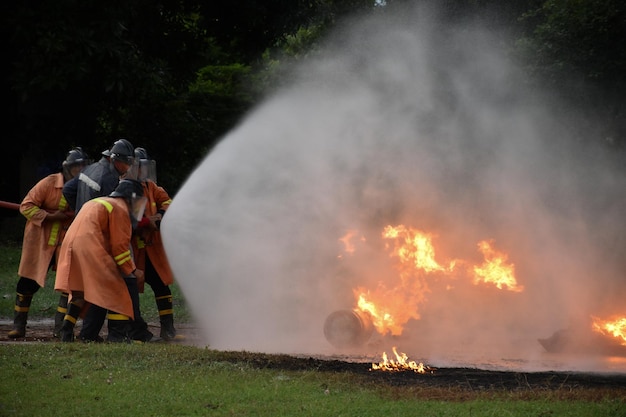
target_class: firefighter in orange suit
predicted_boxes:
[60,138,136,341]
[7,148,89,339]
[131,147,178,340]
[54,179,153,342]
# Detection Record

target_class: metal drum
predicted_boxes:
[323,309,374,348]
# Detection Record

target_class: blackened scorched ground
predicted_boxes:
[2,320,626,400]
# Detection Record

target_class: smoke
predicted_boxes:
[162,4,626,371]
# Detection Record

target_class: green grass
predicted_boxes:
[0,242,191,324]
[1,343,624,417]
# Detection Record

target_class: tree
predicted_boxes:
[2,0,225,195]
[517,0,626,146]
[5,0,623,203]
[2,0,381,199]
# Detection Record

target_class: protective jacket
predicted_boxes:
[18,173,73,286]
[132,180,174,288]
[55,197,136,318]
[63,157,120,212]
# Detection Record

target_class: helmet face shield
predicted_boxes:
[124,159,140,180]
[133,147,157,183]
[130,195,148,223]
[109,179,146,226]
[137,159,157,182]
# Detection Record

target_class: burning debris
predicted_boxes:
[328,224,626,361]
[326,225,626,363]
[592,316,626,344]
[324,224,523,349]
[370,347,436,373]
[539,315,626,355]
[323,310,374,349]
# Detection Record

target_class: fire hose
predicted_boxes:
[0,200,20,210]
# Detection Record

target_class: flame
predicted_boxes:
[370,346,434,373]
[472,240,523,292]
[349,225,523,338]
[382,225,455,273]
[592,316,626,345]
[338,229,365,258]
[350,226,453,336]
[355,290,420,336]
[339,230,358,254]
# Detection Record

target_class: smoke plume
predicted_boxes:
[162,4,626,371]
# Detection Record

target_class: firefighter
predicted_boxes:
[55,179,153,343]
[7,147,89,339]
[60,138,136,341]
[131,147,179,340]
[63,138,135,212]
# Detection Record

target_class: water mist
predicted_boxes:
[162,4,626,372]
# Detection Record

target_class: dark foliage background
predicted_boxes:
[1,0,624,238]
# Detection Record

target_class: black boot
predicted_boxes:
[59,301,82,342]
[53,293,69,338]
[124,275,153,342]
[156,294,177,340]
[128,316,153,343]
[8,292,32,338]
[106,312,132,343]
[78,304,106,342]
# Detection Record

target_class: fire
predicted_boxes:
[382,225,455,273]
[370,346,434,373]
[348,225,523,339]
[592,316,626,345]
[338,229,360,256]
[355,291,420,336]
[472,240,523,292]
[349,226,453,336]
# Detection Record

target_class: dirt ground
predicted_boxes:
[0,318,202,344]
[3,320,626,399]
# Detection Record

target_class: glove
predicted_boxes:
[134,269,145,293]
[149,214,162,230]
[46,210,71,222]
[137,216,151,229]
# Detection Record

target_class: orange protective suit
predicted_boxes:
[132,180,174,289]
[55,197,137,319]
[18,173,73,286]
